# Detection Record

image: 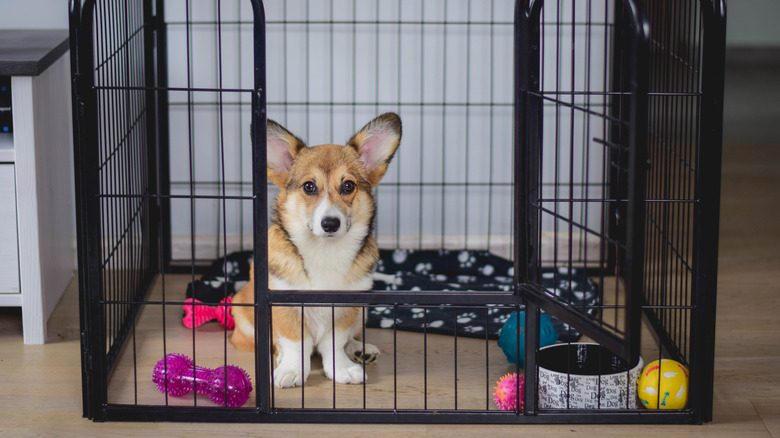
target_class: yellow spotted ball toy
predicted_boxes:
[637,359,689,409]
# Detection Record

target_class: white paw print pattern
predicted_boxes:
[480,264,495,276]
[493,314,511,325]
[222,260,239,276]
[457,275,477,283]
[392,249,409,264]
[206,280,226,289]
[486,306,504,316]
[410,308,426,319]
[457,251,476,268]
[457,312,478,324]
[373,306,392,316]
[415,263,433,275]
[463,325,485,333]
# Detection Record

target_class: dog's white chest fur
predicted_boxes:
[279,216,374,292]
[269,227,375,388]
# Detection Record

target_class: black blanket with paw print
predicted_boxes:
[185,249,598,343]
[367,249,596,342]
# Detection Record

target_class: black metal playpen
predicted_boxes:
[69,0,726,424]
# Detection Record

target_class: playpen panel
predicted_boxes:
[70,0,723,424]
[164,0,608,264]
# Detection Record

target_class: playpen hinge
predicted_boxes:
[72,74,87,117]
[254,89,264,116]
[80,329,92,363]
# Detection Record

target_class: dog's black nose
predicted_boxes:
[321,217,341,233]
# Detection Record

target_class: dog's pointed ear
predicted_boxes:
[348,113,402,186]
[266,119,306,188]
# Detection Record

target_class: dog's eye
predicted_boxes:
[341,181,356,195]
[302,181,317,195]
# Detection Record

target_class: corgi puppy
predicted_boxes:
[230,113,401,388]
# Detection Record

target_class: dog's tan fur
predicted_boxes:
[230,113,401,388]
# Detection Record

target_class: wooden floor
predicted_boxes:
[2,66,780,436]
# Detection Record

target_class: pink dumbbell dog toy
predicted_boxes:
[152,353,252,407]
[182,297,235,330]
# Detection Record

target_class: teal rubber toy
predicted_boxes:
[497,311,559,366]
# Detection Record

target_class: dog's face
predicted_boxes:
[266,113,401,240]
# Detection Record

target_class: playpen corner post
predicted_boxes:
[251,0,272,414]
[513,0,542,288]
[514,0,543,417]
[69,0,95,420]
[624,0,651,368]
[70,0,107,420]
[690,0,727,424]
[154,0,172,273]
[143,0,160,275]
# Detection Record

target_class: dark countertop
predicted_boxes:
[0,30,69,76]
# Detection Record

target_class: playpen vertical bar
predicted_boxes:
[486,0,496,252]
[417,1,425,250]
[155,0,171,273]
[439,0,448,250]
[71,0,107,420]
[251,0,271,414]
[690,0,726,424]
[606,0,624,277]
[524,304,539,414]
[680,0,698,362]
[622,0,649,366]
[143,0,159,279]
[69,0,89,418]
[514,0,542,288]
[70,0,94,419]
[515,0,543,416]
[152,0,172,409]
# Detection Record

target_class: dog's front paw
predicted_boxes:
[274,366,305,388]
[329,363,365,385]
[345,339,380,364]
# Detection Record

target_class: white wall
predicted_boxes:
[163,0,609,265]
[726,0,780,47]
[0,0,69,29]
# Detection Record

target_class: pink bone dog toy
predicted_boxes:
[182,296,235,330]
[152,353,252,407]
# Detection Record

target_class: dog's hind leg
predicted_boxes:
[345,338,380,365]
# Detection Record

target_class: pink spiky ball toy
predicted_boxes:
[152,353,252,407]
[493,373,525,410]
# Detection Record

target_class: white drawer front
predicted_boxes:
[0,164,20,294]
